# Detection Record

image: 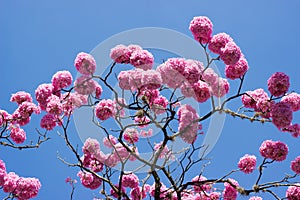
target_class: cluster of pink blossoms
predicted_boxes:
[177,104,201,144]
[222,178,239,200]
[0,159,41,199]
[238,154,257,174]
[291,156,300,174]
[286,185,300,200]
[110,44,154,70]
[259,140,288,161]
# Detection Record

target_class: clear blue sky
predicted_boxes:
[0,1,299,199]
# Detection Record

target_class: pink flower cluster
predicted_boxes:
[74,75,98,95]
[95,99,116,121]
[281,92,300,112]
[121,173,139,188]
[110,44,154,70]
[222,178,239,200]
[267,72,290,97]
[189,16,213,44]
[286,185,300,200]
[225,56,249,80]
[291,156,300,174]
[192,175,212,193]
[0,159,41,199]
[77,171,102,190]
[74,52,96,75]
[154,142,172,159]
[270,102,293,129]
[51,70,73,90]
[124,128,139,144]
[10,91,33,105]
[283,124,300,138]
[238,154,257,174]
[177,104,200,144]
[259,140,288,161]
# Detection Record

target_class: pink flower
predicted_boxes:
[103,135,117,148]
[238,154,257,174]
[10,91,33,105]
[0,169,6,187]
[259,140,288,161]
[61,92,87,115]
[124,128,139,144]
[189,16,213,44]
[178,104,200,144]
[134,116,150,128]
[267,72,290,97]
[74,75,97,95]
[286,185,300,200]
[46,95,63,115]
[149,182,168,198]
[271,102,293,129]
[291,156,300,174]
[181,82,196,98]
[208,33,233,54]
[40,114,57,130]
[225,56,249,80]
[77,171,102,190]
[95,83,103,99]
[51,70,73,90]
[130,49,154,70]
[95,99,116,121]
[138,88,159,106]
[222,178,239,200]
[110,44,131,63]
[15,177,41,199]
[192,80,211,102]
[241,89,269,109]
[3,172,19,193]
[152,96,168,114]
[211,78,230,97]
[210,192,221,200]
[74,52,96,75]
[281,92,300,112]
[118,70,132,90]
[113,143,131,161]
[192,175,212,193]
[130,186,147,200]
[283,124,300,138]
[139,129,153,137]
[128,69,144,91]
[201,68,219,85]
[249,196,262,200]
[121,173,139,188]
[35,83,54,110]
[183,59,203,84]
[110,184,126,198]
[0,160,5,171]
[83,138,100,156]
[16,101,40,118]
[0,110,10,127]
[10,126,26,144]
[220,41,242,66]
[141,69,162,90]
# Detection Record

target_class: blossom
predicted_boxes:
[281,92,300,112]
[110,44,131,63]
[225,56,249,80]
[154,142,172,159]
[0,110,10,127]
[267,72,290,97]
[283,124,300,138]
[222,178,239,200]
[74,52,96,75]
[178,104,200,144]
[192,80,211,102]
[192,175,212,193]
[10,126,26,144]
[95,83,102,99]
[118,70,132,90]
[189,16,213,44]
[51,70,73,90]
[291,156,300,174]
[130,49,154,70]
[138,88,159,106]
[40,114,57,130]
[211,77,230,97]
[134,115,150,128]
[0,169,6,187]
[201,68,219,85]
[77,171,102,190]
[128,69,144,91]
[121,173,139,188]
[124,128,139,144]
[74,75,97,95]
[208,33,233,54]
[141,69,162,90]
[3,172,19,193]
[16,101,40,118]
[35,83,54,110]
[271,102,293,129]
[183,59,203,84]
[286,185,300,200]
[130,186,148,200]
[241,88,269,109]
[149,182,168,198]
[46,95,63,115]
[14,177,41,199]
[82,138,100,156]
[152,96,168,114]
[103,135,117,148]
[259,140,288,161]
[220,41,242,66]
[110,184,126,198]
[10,91,33,105]
[95,99,116,121]
[0,160,5,171]
[238,154,257,174]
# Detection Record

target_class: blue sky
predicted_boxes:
[0,1,299,199]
